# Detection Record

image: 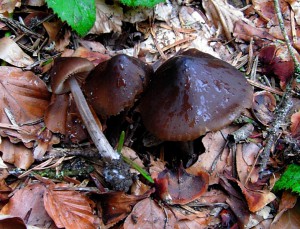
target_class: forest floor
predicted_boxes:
[0,0,299,228]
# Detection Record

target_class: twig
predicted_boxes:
[259,0,300,177]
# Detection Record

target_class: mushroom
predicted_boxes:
[50,57,120,162]
[139,48,253,142]
[83,54,153,117]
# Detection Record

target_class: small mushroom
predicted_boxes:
[139,48,253,141]
[83,54,153,117]
[50,57,120,161]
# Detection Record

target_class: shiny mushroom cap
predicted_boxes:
[50,57,94,94]
[83,54,153,117]
[139,48,253,141]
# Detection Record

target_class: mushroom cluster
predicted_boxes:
[139,48,253,141]
[49,49,253,160]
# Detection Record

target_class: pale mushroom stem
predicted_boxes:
[68,77,120,161]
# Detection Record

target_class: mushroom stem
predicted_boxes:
[68,77,120,161]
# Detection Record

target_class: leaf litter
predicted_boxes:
[0,0,299,228]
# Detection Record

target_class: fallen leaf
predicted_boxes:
[0,0,21,13]
[187,127,236,185]
[123,198,176,229]
[96,189,153,225]
[174,207,217,228]
[226,174,276,212]
[0,214,29,229]
[155,163,208,205]
[271,196,300,229]
[202,0,245,40]
[236,143,261,186]
[0,37,34,67]
[0,66,50,124]
[0,138,34,169]
[258,44,299,84]
[89,0,123,34]
[0,183,53,227]
[44,184,97,229]
[290,111,300,138]
[252,91,276,126]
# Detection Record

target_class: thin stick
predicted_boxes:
[259,0,298,176]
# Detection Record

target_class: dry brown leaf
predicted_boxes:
[123,198,176,229]
[0,183,53,227]
[0,66,50,124]
[72,47,110,65]
[187,127,236,185]
[226,175,276,213]
[89,0,123,34]
[236,143,261,185]
[287,0,300,25]
[23,0,45,6]
[0,37,34,67]
[0,138,34,169]
[44,184,97,229]
[96,189,153,225]
[290,111,300,138]
[202,0,245,40]
[271,198,300,229]
[271,191,298,228]
[0,0,21,13]
[174,207,216,228]
[252,91,276,126]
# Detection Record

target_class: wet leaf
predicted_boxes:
[0,183,53,227]
[0,37,34,67]
[155,163,209,205]
[123,198,176,229]
[44,184,97,229]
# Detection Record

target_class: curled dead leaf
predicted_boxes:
[252,91,276,126]
[155,163,209,205]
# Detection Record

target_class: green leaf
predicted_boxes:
[46,0,96,36]
[273,164,300,194]
[120,0,165,8]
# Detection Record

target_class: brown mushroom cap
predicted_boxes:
[50,57,94,94]
[83,54,153,117]
[139,48,253,141]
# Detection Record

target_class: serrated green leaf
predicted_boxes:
[273,164,300,194]
[120,0,165,8]
[46,0,96,36]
